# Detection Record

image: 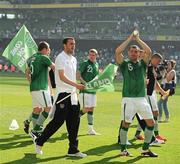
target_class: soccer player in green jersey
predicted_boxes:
[77,49,100,135]
[115,31,158,157]
[24,41,55,138]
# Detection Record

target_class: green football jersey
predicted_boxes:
[79,59,99,93]
[27,53,52,91]
[120,59,147,97]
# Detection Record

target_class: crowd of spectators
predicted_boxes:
[0,7,179,39]
[3,42,179,66]
[0,2,179,81]
[1,41,180,82]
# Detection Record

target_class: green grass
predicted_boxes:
[0,76,180,164]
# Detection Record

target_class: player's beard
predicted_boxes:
[66,49,74,55]
[70,47,75,54]
[70,49,74,55]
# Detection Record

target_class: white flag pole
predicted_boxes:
[56,91,76,104]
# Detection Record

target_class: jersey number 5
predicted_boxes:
[30,61,34,75]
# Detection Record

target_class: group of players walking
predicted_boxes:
[23,30,176,158]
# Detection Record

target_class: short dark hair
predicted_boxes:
[152,53,163,60]
[62,37,75,45]
[128,45,140,51]
[38,41,49,51]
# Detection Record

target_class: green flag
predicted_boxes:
[2,25,37,73]
[85,63,118,92]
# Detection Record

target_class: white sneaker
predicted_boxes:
[88,129,101,135]
[126,140,132,145]
[120,150,133,157]
[150,139,165,146]
[67,152,87,158]
[158,117,162,122]
[35,145,43,155]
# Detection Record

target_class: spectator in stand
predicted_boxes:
[0,64,2,71]
[4,64,8,71]
[11,65,16,72]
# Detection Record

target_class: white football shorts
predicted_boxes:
[146,91,158,112]
[79,93,96,108]
[121,97,153,123]
[31,90,52,108]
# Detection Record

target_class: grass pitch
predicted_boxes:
[0,76,180,164]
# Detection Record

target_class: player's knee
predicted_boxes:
[82,108,88,113]
[33,107,42,114]
[153,111,159,117]
[146,119,155,127]
[122,121,130,128]
[84,107,93,113]
[88,108,94,112]
[44,107,51,113]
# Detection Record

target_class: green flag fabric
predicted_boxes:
[85,63,118,92]
[2,25,37,73]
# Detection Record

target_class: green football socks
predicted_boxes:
[34,111,49,132]
[143,126,154,150]
[32,113,39,129]
[154,117,159,136]
[87,111,93,125]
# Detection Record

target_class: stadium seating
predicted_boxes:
[0,1,179,76]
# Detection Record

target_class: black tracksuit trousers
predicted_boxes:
[36,92,80,154]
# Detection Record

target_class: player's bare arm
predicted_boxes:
[25,67,31,83]
[166,71,175,83]
[136,34,152,64]
[115,33,133,64]
[59,70,85,90]
[77,71,86,84]
[155,80,168,96]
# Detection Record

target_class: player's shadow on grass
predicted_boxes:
[2,153,83,164]
[84,142,143,156]
[84,142,159,163]
[84,143,119,156]
[0,140,33,150]
[1,153,38,164]
[0,134,29,142]
[0,134,33,150]
[0,133,68,150]
[85,154,144,164]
